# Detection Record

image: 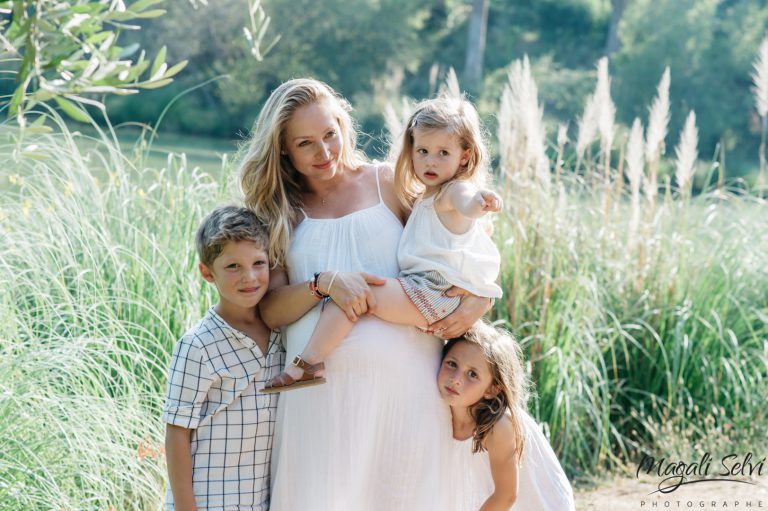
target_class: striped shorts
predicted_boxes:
[397,270,461,325]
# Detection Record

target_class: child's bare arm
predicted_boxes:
[479,418,519,511]
[165,424,197,511]
[443,182,503,219]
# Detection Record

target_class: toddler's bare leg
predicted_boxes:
[369,278,429,329]
[282,278,429,381]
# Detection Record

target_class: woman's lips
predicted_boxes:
[240,287,261,293]
[315,160,333,170]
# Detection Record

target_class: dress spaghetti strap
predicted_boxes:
[375,164,383,204]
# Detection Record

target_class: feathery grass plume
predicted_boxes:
[752,36,768,119]
[428,63,440,96]
[751,36,768,192]
[497,56,550,192]
[595,58,616,176]
[644,67,671,205]
[439,67,461,99]
[384,97,412,161]
[625,117,645,246]
[555,123,568,184]
[674,111,699,199]
[576,93,598,173]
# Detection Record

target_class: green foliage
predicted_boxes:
[0,0,188,124]
[613,0,768,174]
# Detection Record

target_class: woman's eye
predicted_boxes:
[254,260,266,266]
[325,130,337,139]
[298,140,311,147]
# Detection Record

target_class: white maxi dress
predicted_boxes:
[269,173,459,510]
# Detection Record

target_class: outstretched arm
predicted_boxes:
[443,181,503,219]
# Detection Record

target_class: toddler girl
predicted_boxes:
[263,94,503,392]
[439,321,575,510]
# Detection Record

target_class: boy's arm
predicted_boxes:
[165,424,197,511]
[442,182,503,219]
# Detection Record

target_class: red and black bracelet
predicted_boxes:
[308,271,328,299]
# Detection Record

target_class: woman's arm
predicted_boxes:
[258,267,321,329]
[479,419,519,511]
[259,267,386,328]
[427,293,493,339]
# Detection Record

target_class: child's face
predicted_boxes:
[283,101,343,183]
[437,341,497,409]
[411,128,470,192]
[199,240,269,314]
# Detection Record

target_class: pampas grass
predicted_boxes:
[674,111,699,199]
[752,36,768,192]
[644,67,671,206]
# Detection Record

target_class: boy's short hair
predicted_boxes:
[195,205,269,267]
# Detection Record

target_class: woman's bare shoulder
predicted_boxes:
[354,161,394,180]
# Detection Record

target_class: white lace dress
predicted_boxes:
[269,173,459,510]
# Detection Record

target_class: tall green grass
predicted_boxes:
[489,57,768,477]
[0,113,228,509]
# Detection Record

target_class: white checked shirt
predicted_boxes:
[163,308,284,511]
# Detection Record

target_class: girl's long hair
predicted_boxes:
[442,321,529,456]
[238,78,366,268]
[392,94,490,210]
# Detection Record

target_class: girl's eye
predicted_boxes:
[416,148,427,155]
[468,370,478,379]
[439,150,449,156]
[226,263,239,270]
[254,260,266,266]
[445,360,457,368]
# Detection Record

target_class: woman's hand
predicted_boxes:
[319,271,386,322]
[427,288,492,339]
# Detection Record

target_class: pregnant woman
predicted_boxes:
[238,78,491,510]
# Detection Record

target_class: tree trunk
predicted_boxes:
[605,0,627,56]
[464,0,489,92]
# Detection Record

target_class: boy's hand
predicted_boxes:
[479,190,503,212]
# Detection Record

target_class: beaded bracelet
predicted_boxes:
[308,271,328,299]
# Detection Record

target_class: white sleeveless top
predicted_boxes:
[397,191,503,298]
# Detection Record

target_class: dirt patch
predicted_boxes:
[576,477,768,510]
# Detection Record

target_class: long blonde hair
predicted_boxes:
[393,94,489,210]
[442,321,529,456]
[238,78,365,268]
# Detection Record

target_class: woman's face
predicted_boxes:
[282,101,343,182]
[437,341,496,409]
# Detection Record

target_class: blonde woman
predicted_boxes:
[261,94,504,394]
[239,78,492,510]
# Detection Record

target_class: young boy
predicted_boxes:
[163,205,284,511]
